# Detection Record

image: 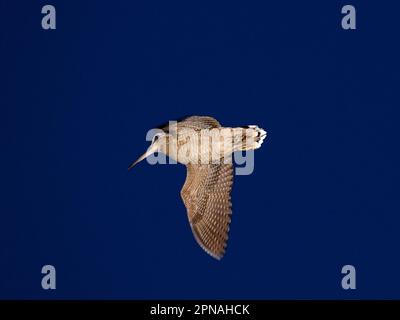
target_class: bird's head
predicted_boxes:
[128,131,168,170]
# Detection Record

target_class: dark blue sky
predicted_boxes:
[1,1,399,299]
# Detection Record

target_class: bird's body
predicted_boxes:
[129,116,266,259]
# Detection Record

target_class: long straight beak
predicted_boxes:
[128,144,157,170]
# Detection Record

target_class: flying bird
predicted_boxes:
[129,116,266,259]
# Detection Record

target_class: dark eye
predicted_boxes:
[153,135,159,142]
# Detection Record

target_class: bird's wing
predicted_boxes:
[178,116,221,130]
[160,116,221,133]
[180,163,234,259]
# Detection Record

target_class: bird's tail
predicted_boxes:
[231,125,267,151]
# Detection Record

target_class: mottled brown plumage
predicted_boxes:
[181,162,233,259]
[129,116,266,259]
[165,117,233,259]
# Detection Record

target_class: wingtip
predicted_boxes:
[208,251,224,261]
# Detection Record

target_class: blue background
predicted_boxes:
[1,0,399,299]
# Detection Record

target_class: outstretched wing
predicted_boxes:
[180,163,234,259]
[160,116,221,133]
[178,116,221,130]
